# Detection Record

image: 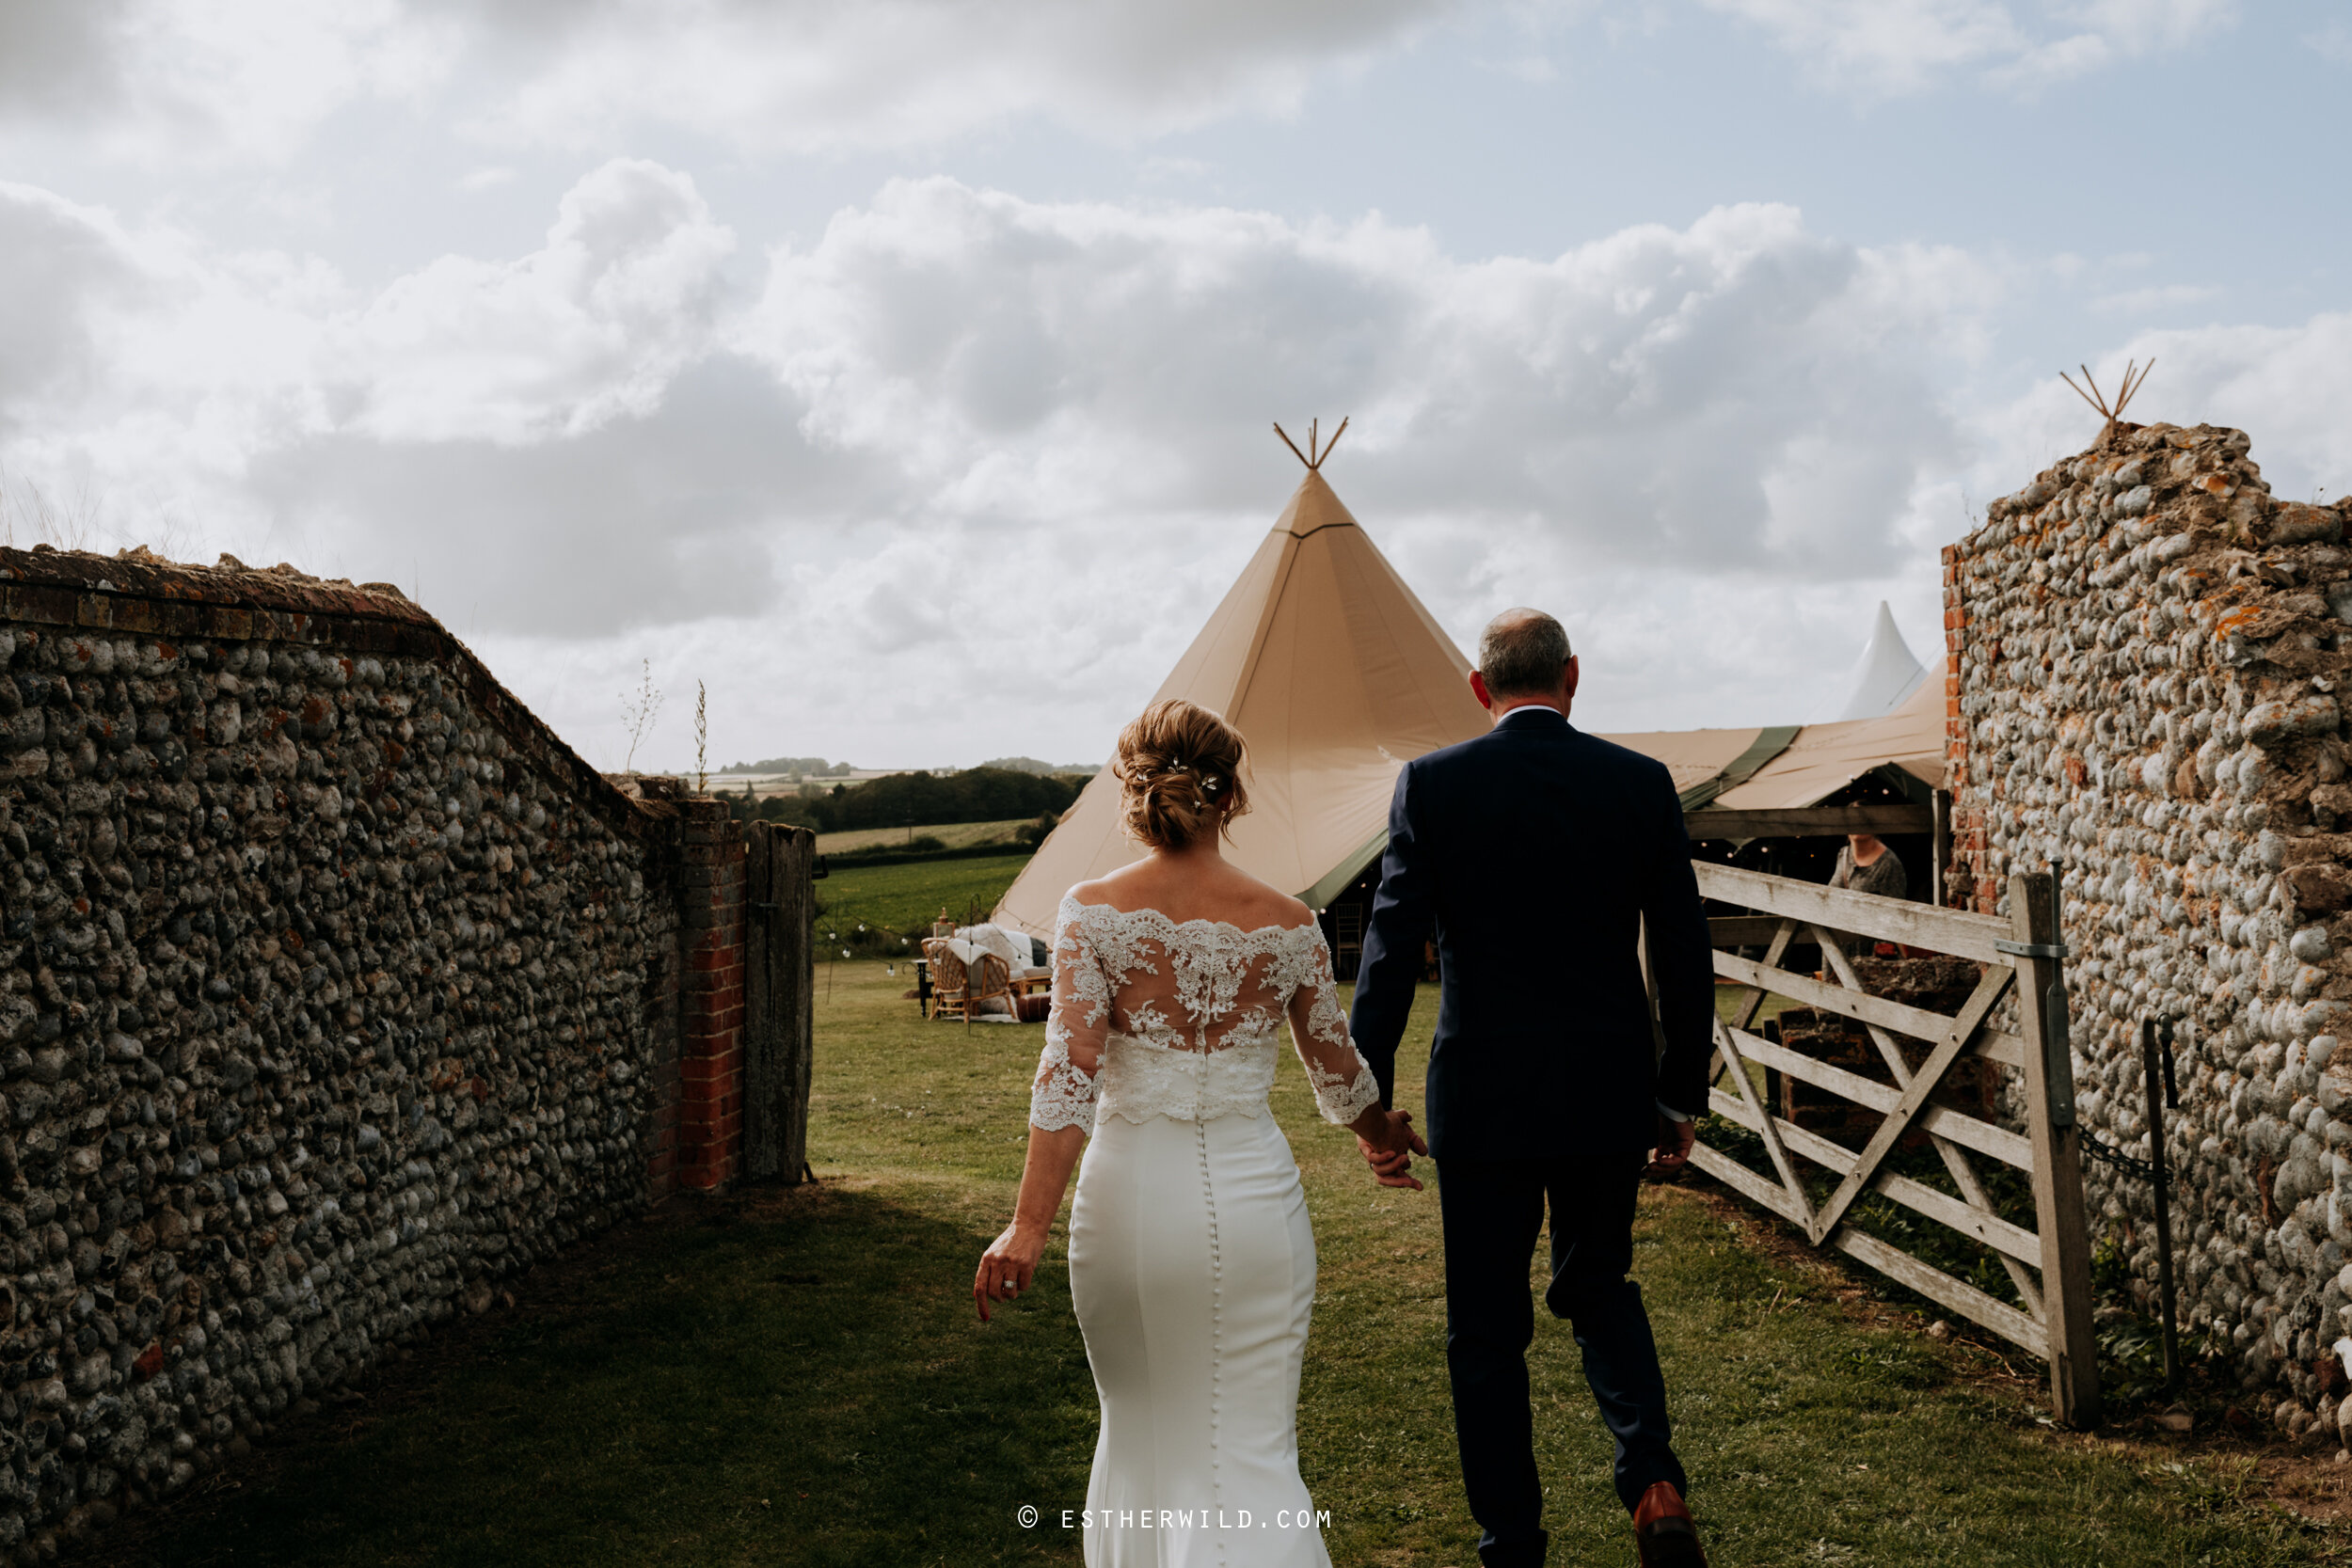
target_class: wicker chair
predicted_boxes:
[926,941,1014,1021]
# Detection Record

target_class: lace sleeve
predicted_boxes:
[1030,906,1110,1135]
[1283,927,1382,1126]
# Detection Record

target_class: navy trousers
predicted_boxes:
[1436,1154,1686,1568]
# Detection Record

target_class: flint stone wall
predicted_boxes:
[1945,422,2352,1441]
[0,545,691,1555]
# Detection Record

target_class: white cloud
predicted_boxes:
[1961,314,2352,543]
[2098,316,2352,500]
[1697,0,2237,97]
[1699,0,2024,94]
[461,0,1458,153]
[2090,281,2221,313]
[0,161,746,587]
[0,0,454,166]
[0,0,1456,166]
[2307,21,2352,64]
[323,159,736,444]
[0,168,2000,759]
[0,3,137,120]
[748,182,1994,578]
[4,164,2344,768]
[0,183,149,422]
[0,0,2248,176]
[0,180,342,532]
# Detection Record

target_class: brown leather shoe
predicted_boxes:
[1633,1481,1706,1567]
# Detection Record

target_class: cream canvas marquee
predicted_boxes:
[993,466,1492,938]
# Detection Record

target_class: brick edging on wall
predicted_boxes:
[677,803,748,1192]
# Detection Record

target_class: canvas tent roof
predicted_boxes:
[1590,726,1761,799]
[1603,607,1946,814]
[1702,654,1946,811]
[993,467,1492,939]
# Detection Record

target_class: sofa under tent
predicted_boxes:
[993,455,1952,969]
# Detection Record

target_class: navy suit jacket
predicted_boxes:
[1346,705,1715,1160]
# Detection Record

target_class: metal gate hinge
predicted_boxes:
[1994,939,2069,958]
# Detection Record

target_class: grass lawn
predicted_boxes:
[93,968,2344,1567]
[813,848,1035,947]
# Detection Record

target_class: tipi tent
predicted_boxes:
[993,460,1489,939]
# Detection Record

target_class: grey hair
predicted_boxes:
[1477,609,1574,698]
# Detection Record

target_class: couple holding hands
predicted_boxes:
[975,609,1714,1568]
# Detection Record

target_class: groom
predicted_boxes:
[1349,608,1713,1568]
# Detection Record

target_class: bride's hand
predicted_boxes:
[974,1221,1047,1323]
[1354,1109,1429,1192]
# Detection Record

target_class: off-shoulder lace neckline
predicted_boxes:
[1059,894,1317,942]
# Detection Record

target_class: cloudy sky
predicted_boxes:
[1,1,2346,771]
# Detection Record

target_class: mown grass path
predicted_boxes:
[94,970,2339,1566]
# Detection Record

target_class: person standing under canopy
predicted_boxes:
[1830,832,1907,900]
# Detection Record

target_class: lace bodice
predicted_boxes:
[1028,895,1383,1135]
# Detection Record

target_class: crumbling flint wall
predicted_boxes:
[1946,420,2352,1442]
[0,544,688,1556]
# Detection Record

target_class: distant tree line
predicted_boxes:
[724,767,1088,833]
[978,756,1100,776]
[718,756,855,777]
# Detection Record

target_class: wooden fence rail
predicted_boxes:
[1681,863,2101,1426]
[1684,803,1933,841]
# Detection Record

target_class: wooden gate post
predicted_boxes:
[2009,870,2101,1427]
[745,822,816,1182]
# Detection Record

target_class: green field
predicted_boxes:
[93,965,2340,1567]
[814,819,1032,855]
[813,848,1036,950]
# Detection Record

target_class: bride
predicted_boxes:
[975,699,1427,1567]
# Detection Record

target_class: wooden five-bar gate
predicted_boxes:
[1678,862,2100,1427]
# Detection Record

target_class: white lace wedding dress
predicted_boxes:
[1031,895,1384,1568]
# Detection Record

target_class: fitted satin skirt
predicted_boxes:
[1068,1112,1332,1568]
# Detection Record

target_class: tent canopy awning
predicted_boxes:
[1597,657,1946,824]
[1708,656,1946,811]
[1593,723,1804,811]
[1590,725,1764,800]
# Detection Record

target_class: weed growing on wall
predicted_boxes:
[620,657,662,774]
[694,680,708,796]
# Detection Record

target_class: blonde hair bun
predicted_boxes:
[1113,699,1250,852]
